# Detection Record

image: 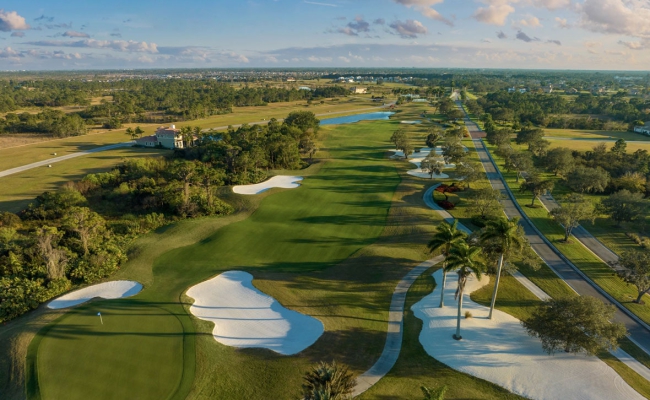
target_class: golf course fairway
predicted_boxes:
[27,119,406,400]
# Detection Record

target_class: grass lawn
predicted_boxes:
[547,139,650,152]
[0,147,167,213]
[0,96,382,172]
[24,115,442,400]
[543,128,650,142]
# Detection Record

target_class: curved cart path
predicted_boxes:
[352,255,444,397]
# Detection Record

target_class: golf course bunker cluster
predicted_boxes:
[187,270,324,355]
[391,147,454,179]
[412,269,643,400]
[47,281,143,309]
[232,175,303,195]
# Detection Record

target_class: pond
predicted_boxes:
[320,112,395,125]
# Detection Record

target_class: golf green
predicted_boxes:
[33,301,185,400]
[28,119,404,399]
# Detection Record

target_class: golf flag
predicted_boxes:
[97,312,103,324]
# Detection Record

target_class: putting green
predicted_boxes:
[30,302,186,400]
[28,119,405,400]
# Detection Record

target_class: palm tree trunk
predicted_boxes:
[454,288,463,340]
[488,253,505,319]
[439,268,447,308]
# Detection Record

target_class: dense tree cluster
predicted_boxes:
[475,91,650,127]
[1,109,87,137]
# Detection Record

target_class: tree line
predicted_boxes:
[0,111,320,323]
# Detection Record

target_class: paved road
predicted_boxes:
[0,141,134,178]
[457,101,650,354]
[353,255,444,397]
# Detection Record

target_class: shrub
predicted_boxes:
[438,200,455,210]
[465,311,473,319]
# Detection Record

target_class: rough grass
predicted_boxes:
[0,147,167,213]
[543,128,650,142]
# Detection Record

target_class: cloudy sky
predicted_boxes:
[0,0,649,70]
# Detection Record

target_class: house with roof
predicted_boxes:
[135,125,186,149]
[350,87,367,94]
[634,122,650,136]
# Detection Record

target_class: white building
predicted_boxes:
[135,125,186,149]
[634,122,650,136]
[350,87,367,94]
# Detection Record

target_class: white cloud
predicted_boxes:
[0,9,29,31]
[392,0,453,26]
[0,46,21,58]
[579,0,650,38]
[555,17,570,28]
[518,16,542,27]
[473,2,516,26]
[25,39,159,53]
[618,39,650,50]
[389,19,428,38]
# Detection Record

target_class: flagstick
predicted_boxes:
[98,312,103,324]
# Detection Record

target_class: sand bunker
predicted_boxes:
[391,147,452,179]
[412,269,643,400]
[232,175,303,195]
[187,270,324,355]
[47,281,143,309]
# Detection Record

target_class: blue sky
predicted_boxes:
[0,1,649,70]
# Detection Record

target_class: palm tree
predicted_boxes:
[301,361,356,400]
[480,216,526,319]
[446,241,486,340]
[427,220,467,307]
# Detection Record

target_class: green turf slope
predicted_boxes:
[27,120,403,400]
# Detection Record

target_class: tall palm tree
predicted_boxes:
[480,216,526,319]
[427,219,467,307]
[446,241,486,340]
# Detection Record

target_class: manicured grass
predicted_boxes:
[30,303,187,400]
[26,117,426,400]
[547,139,650,152]
[543,128,650,142]
[483,141,650,323]
[0,147,167,213]
[0,97,380,172]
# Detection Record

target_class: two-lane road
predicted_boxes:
[458,101,650,353]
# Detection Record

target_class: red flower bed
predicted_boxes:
[437,200,455,210]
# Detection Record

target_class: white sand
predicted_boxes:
[47,281,143,309]
[400,120,420,124]
[390,148,452,179]
[412,269,643,400]
[186,270,324,355]
[233,175,303,195]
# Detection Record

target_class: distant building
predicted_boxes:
[508,87,516,93]
[286,77,296,82]
[565,88,578,94]
[350,87,367,94]
[135,125,186,149]
[542,85,553,94]
[519,88,527,93]
[634,122,650,136]
[298,86,311,91]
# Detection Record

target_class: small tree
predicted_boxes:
[428,220,467,307]
[520,175,554,207]
[455,160,482,189]
[522,296,627,355]
[504,152,533,183]
[544,147,575,177]
[425,128,443,149]
[390,128,407,148]
[516,127,544,149]
[599,189,648,225]
[301,361,356,400]
[566,166,609,193]
[468,188,504,219]
[421,155,445,179]
[134,126,144,138]
[549,194,596,241]
[618,251,650,303]
[125,127,136,140]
